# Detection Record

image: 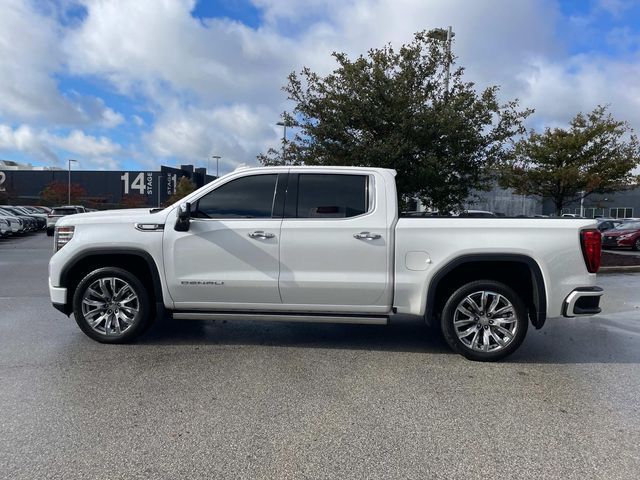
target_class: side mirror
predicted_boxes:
[175,202,191,231]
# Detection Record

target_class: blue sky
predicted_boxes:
[1,0,639,173]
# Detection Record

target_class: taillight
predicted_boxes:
[580,229,601,273]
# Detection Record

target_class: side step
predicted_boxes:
[172,311,389,325]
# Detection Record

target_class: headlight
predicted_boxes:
[54,226,74,251]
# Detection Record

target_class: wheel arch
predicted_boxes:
[425,254,547,329]
[60,248,164,315]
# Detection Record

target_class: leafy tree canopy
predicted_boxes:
[500,105,640,215]
[166,176,196,205]
[259,30,531,211]
[40,181,86,206]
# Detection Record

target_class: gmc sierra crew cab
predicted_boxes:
[48,166,603,361]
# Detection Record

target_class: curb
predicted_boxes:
[599,265,640,274]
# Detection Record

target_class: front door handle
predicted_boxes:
[354,231,381,241]
[248,230,275,239]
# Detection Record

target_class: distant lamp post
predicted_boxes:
[276,115,299,162]
[67,159,79,205]
[427,26,454,95]
[210,155,221,178]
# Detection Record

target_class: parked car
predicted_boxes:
[46,206,83,236]
[49,166,603,362]
[0,207,35,232]
[9,206,46,230]
[30,206,52,214]
[0,212,23,234]
[596,218,622,232]
[601,221,640,250]
[562,213,584,218]
[0,217,9,237]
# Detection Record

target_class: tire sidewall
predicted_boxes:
[440,280,529,361]
[72,267,151,343]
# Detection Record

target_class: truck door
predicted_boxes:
[163,172,284,310]
[278,171,393,313]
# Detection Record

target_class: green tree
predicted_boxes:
[166,176,196,205]
[500,106,640,216]
[258,30,531,211]
[40,181,86,206]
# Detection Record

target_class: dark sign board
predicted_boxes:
[0,165,214,207]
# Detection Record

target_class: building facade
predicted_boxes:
[542,185,640,218]
[0,162,215,208]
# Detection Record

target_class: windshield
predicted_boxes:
[52,208,79,215]
[615,221,640,230]
[0,208,17,216]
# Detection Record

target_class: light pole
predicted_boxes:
[427,26,454,95]
[276,116,299,163]
[210,155,221,178]
[67,159,78,205]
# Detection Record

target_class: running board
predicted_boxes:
[172,311,388,325]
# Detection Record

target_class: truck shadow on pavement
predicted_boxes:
[136,314,640,364]
[140,317,452,354]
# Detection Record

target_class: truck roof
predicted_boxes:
[233,165,397,176]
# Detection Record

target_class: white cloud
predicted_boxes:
[44,129,122,157]
[0,124,57,162]
[597,0,635,17]
[0,0,123,128]
[518,55,640,130]
[132,115,145,127]
[2,0,640,173]
[0,123,122,168]
[144,103,276,171]
[63,0,569,171]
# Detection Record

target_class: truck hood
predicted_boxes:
[57,208,170,226]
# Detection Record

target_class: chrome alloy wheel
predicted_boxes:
[81,277,140,336]
[453,290,518,353]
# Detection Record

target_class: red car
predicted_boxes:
[601,221,640,251]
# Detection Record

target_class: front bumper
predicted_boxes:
[49,279,70,315]
[562,287,603,317]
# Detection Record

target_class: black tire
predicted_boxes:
[46,228,54,237]
[440,280,528,362]
[633,239,640,251]
[72,267,154,343]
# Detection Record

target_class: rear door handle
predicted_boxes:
[354,231,381,241]
[248,230,275,239]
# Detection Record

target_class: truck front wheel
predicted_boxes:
[440,280,528,361]
[72,267,153,343]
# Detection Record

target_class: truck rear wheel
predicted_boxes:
[440,280,528,361]
[72,267,153,343]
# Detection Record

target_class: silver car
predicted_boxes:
[46,206,83,236]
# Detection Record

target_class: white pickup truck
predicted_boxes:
[49,166,603,361]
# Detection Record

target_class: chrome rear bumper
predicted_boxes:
[562,287,603,317]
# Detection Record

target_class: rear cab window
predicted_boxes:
[292,173,369,218]
[52,208,79,216]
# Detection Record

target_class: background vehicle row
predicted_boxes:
[0,206,52,237]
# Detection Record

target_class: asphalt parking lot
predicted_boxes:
[1,233,639,479]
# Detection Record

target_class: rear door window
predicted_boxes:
[295,174,368,218]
